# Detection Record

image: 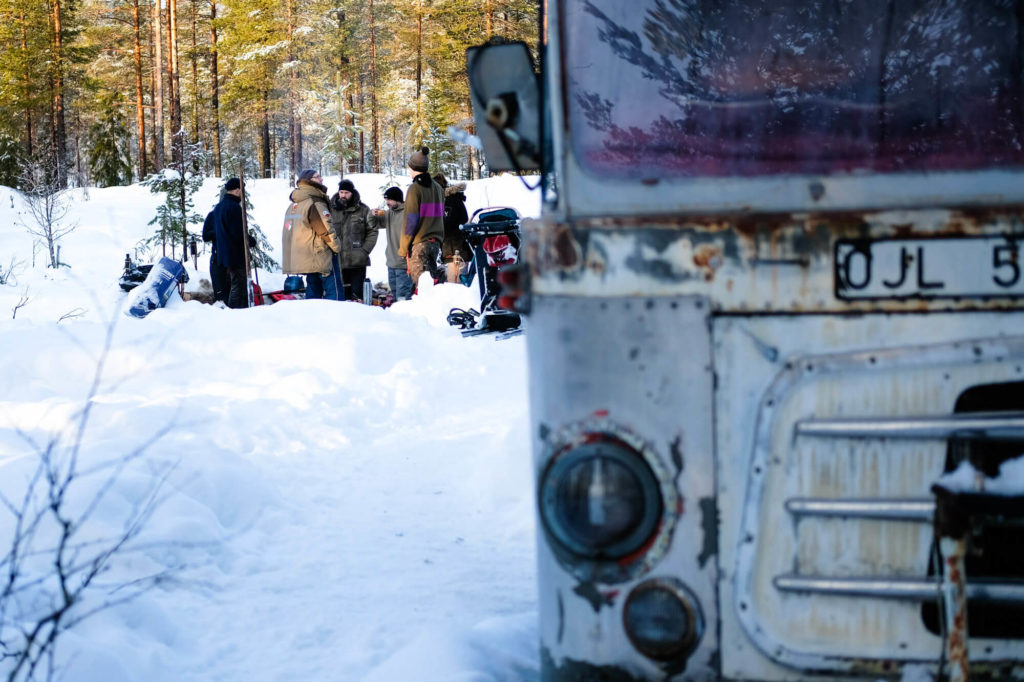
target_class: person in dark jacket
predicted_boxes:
[435,173,471,283]
[329,178,380,300]
[201,197,229,304]
[211,177,250,309]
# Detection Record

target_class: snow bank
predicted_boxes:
[0,173,542,682]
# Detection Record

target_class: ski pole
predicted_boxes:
[238,163,254,308]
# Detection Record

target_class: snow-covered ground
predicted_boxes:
[0,173,542,681]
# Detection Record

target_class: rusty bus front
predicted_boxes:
[468,2,1024,680]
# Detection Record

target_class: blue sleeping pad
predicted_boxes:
[126,257,188,318]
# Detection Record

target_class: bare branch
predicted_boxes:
[11,290,29,320]
[55,310,86,324]
[0,316,189,682]
[15,162,79,270]
[0,257,24,287]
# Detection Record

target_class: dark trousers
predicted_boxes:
[210,256,228,304]
[227,265,248,309]
[341,266,366,301]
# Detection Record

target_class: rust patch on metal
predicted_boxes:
[946,546,971,682]
[526,208,1024,313]
[550,223,581,268]
[693,243,723,281]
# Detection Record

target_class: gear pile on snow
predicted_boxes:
[124,256,189,318]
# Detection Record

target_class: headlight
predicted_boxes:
[623,579,703,661]
[539,435,662,561]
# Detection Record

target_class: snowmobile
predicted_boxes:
[446,206,523,338]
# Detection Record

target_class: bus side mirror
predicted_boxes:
[466,40,541,173]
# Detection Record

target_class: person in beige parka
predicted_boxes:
[282,169,342,299]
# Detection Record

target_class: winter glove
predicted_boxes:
[398,234,413,260]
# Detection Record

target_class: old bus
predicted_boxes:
[467,1,1024,680]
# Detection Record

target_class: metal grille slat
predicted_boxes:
[774,575,1024,604]
[785,498,935,521]
[795,411,1024,440]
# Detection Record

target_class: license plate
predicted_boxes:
[835,236,1024,300]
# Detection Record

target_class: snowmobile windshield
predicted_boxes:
[565,0,1024,179]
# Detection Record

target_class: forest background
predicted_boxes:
[0,0,539,190]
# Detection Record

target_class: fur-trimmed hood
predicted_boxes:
[444,183,466,198]
[293,179,328,197]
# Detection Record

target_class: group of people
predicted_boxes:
[282,146,470,302]
[202,146,470,307]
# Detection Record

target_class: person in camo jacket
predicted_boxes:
[330,178,380,301]
[398,147,446,292]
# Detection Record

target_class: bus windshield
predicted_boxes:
[565,1,1024,179]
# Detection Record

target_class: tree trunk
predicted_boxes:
[73,108,84,186]
[167,0,182,165]
[260,86,271,178]
[286,0,301,175]
[190,0,200,160]
[415,0,422,133]
[369,0,379,172]
[19,13,33,158]
[357,80,364,173]
[152,0,165,169]
[209,0,221,176]
[51,0,68,186]
[132,0,147,178]
[466,94,477,179]
[291,112,302,175]
[415,0,422,100]
[179,154,187,254]
[348,92,357,174]
[356,80,364,174]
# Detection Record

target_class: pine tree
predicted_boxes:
[88,92,133,187]
[0,132,22,186]
[141,148,204,259]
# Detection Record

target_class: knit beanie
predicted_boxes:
[297,169,317,183]
[338,179,356,193]
[408,146,430,172]
[383,186,403,202]
[224,177,241,191]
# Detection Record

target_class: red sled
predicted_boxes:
[267,291,300,303]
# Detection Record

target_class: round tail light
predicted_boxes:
[623,579,703,661]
